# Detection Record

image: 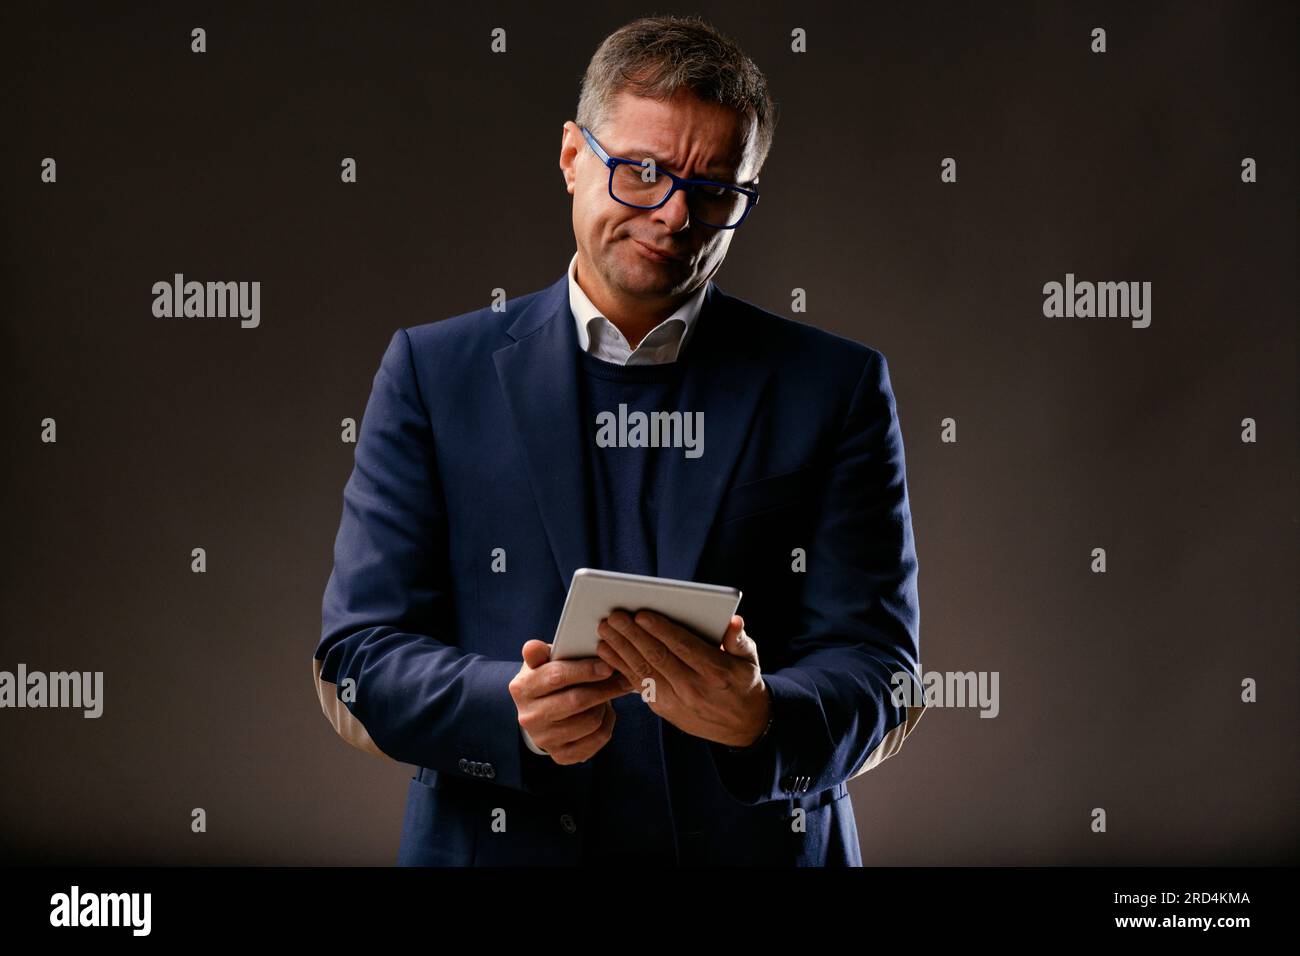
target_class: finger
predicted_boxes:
[596,640,640,695]
[525,655,616,698]
[522,639,551,670]
[595,636,632,676]
[550,701,616,765]
[531,700,609,750]
[599,616,666,691]
[719,615,743,648]
[632,609,728,677]
[602,611,691,690]
[541,674,629,721]
[723,617,758,662]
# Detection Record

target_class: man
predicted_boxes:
[314,14,924,866]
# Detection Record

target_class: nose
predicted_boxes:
[651,186,692,232]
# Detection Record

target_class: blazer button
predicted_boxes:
[458,758,468,772]
[484,763,496,779]
[560,813,577,834]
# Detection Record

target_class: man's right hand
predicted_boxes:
[510,639,632,765]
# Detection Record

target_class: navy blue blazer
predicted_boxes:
[314,270,925,866]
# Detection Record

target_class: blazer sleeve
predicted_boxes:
[708,348,926,804]
[313,328,559,795]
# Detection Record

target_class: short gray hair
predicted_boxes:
[575,15,777,177]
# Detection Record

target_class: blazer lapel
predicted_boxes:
[493,275,594,594]
[653,281,772,583]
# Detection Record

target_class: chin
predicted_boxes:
[627,271,683,298]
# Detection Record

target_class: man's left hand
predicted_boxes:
[596,610,770,748]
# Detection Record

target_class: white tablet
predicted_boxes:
[550,568,743,661]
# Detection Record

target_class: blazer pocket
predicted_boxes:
[716,465,820,525]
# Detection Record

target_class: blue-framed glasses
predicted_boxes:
[580,126,760,229]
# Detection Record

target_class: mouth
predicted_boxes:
[631,239,686,264]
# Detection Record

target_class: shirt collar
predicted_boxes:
[567,251,707,365]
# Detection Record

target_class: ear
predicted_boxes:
[559,121,579,195]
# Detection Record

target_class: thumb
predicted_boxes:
[521,639,552,670]
[722,616,755,659]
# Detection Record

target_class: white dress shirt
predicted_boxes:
[567,251,707,366]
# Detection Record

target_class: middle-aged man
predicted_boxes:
[314,14,925,866]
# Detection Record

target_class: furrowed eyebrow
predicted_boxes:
[618,146,736,182]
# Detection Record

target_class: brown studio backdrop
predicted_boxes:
[0,0,1295,864]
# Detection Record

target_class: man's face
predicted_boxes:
[560,88,759,308]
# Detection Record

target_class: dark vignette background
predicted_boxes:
[0,0,1294,865]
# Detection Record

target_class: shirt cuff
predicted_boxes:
[520,725,549,756]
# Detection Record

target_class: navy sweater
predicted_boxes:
[575,345,692,863]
